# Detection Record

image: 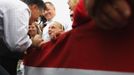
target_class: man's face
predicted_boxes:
[30,4,44,24]
[43,3,56,21]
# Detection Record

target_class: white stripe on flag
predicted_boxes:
[24,66,134,75]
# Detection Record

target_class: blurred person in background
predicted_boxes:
[0,0,44,75]
[68,0,79,21]
[42,1,72,42]
[41,2,57,42]
[68,0,79,10]
[28,21,65,46]
[28,22,42,38]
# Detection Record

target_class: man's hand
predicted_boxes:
[84,0,132,30]
[31,34,44,47]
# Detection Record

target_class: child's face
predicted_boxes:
[28,24,38,37]
[48,24,63,40]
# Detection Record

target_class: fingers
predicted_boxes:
[31,34,44,47]
[95,12,115,30]
[92,0,132,29]
[103,3,124,24]
[111,0,131,20]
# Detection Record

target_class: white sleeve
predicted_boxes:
[4,7,32,52]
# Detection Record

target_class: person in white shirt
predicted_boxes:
[0,0,44,75]
[42,2,72,42]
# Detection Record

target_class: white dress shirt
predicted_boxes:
[0,0,32,52]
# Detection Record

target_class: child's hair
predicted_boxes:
[50,21,65,31]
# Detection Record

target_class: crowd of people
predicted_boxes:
[0,0,134,75]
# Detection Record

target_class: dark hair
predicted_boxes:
[23,0,45,10]
[40,15,47,25]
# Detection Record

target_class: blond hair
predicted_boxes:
[50,21,65,31]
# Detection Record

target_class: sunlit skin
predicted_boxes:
[43,3,56,21]
[68,0,79,21]
[68,0,79,10]
[29,4,43,24]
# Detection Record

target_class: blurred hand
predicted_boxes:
[31,34,44,47]
[84,0,132,30]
